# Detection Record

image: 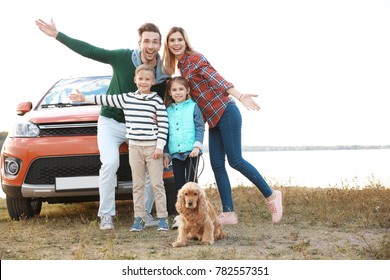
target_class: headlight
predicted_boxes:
[10,122,40,138]
[4,157,21,176]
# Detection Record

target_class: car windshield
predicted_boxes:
[39,76,111,108]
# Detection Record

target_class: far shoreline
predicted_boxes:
[203,145,390,152]
[1,131,389,152]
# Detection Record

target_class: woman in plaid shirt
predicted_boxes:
[162,27,283,225]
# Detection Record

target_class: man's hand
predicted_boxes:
[35,18,59,38]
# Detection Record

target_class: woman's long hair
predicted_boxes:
[162,27,194,75]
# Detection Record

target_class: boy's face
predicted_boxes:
[134,70,155,94]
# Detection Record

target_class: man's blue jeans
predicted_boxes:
[209,103,272,212]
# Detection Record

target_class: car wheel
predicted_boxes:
[6,195,42,220]
[31,199,43,216]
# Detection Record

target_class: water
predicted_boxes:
[1,149,389,198]
[196,149,390,189]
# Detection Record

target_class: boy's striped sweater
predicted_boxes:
[86,91,168,150]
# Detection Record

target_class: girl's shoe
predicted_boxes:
[172,215,180,229]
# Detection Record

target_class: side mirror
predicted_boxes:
[16,102,33,116]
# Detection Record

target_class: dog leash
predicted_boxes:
[186,154,204,183]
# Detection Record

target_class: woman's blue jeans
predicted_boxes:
[209,103,272,212]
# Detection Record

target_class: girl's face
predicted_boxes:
[168,31,186,59]
[134,70,155,94]
[169,81,190,103]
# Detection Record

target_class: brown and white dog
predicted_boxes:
[172,182,224,247]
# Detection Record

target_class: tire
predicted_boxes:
[31,199,43,216]
[6,195,42,220]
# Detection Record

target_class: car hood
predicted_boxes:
[27,105,101,125]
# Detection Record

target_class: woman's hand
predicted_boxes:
[240,93,260,110]
[226,88,260,110]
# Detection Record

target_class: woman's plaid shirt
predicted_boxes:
[178,52,235,128]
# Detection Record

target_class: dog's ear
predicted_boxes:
[197,188,209,215]
[175,188,185,214]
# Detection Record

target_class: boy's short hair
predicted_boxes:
[135,64,155,77]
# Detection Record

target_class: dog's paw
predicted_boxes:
[215,231,224,240]
[172,241,186,247]
[201,239,214,245]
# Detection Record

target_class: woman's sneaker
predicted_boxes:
[218,211,238,225]
[130,217,145,232]
[157,218,169,231]
[268,190,283,224]
[99,214,114,230]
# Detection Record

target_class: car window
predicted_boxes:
[39,76,111,107]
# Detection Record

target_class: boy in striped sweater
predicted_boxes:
[70,64,169,231]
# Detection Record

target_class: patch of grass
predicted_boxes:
[0,184,389,260]
[359,233,390,259]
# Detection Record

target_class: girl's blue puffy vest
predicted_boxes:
[167,99,196,154]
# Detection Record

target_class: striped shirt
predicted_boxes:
[86,91,168,150]
[178,51,234,128]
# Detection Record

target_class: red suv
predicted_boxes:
[0,76,176,220]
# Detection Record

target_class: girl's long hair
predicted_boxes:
[164,76,191,107]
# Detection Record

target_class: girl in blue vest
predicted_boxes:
[163,76,205,228]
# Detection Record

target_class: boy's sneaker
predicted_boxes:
[99,214,114,230]
[130,217,145,232]
[218,211,238,225]
[157,218,169,231]
[172,215,180,229]
[145,213,159,227]
[268,190,283,224]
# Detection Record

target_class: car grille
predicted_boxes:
[24,155,131,184]
[39,123,97,137]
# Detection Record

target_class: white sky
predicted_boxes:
[1,0,389,146]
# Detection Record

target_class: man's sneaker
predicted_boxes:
[268,190,283,224]
[99,214,114,230]
[218,211,238,225]
[172,215,180,229]
[145,213,159,227]
[130,217,145,232]
[157,218,169,231]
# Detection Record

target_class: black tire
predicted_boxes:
[6,195,42,220]
[31,199,43,216]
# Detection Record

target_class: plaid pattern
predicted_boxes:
[178,52,234,128]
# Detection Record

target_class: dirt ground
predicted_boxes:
[0,201,388,260]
